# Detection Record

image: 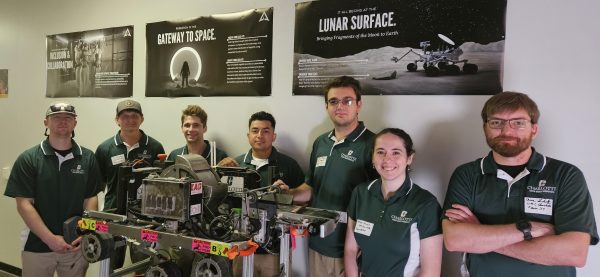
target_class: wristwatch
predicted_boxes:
[516,219,533,241]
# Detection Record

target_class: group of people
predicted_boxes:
[4,75,598,277]
[73,40,102,97]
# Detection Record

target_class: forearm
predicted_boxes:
[344,219,360,277]
[344,250,360,277]
[289,183,312,203]
[16,198,55,244]
[418,235,443,277]
[495,232,591,267]
[443,219,523,253]
[84,196,98,211]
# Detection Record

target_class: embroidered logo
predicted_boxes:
[71,164,85,174]
[391,210,412,223]
[138,150,152,160]
[527,180,556,194]
[341,149,357,162]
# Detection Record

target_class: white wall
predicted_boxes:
[0,0,598,276]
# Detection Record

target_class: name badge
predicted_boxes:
[316,156,327,167]
[111,154,126,165]
[354,219,374,236]
[524,197,553,216]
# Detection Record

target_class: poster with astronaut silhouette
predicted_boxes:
[293,0,505,95]
[146,8,273,97]
[46,26,134,97]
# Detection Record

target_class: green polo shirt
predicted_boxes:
[348,178,441,276]
[95,130,165,210]
[307,121,378,258]
[234,147,304,189]
[167,140,229,164]
[443,148,598,277]
[4,139,102,252]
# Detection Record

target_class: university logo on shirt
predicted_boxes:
[71,164,85,174]
[526,179,556,194]
[138,150,152,160]
[391,210,412,223]
[341,149,357,162]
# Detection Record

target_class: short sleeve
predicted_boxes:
[4,153,36,198]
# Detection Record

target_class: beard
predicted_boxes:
[486,134,533,157]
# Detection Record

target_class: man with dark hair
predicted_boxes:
[232,111,305,277]
[442,91,598,277]
[168,104,229,165]
[95,99,165,269]
[4,102,102,277]
[288,76,377,277]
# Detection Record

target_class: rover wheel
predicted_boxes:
[81,232,114,263]
[191,256,231,277]
[407,63,417,72]
[463,63,479,74]
[146,261,182,277]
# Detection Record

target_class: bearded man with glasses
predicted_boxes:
[442,91,598,277]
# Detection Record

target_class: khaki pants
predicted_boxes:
[22,251,88,277]
[233,253,280,277]
[309,249,345,277]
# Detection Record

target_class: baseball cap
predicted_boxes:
[116,99,143,116]
[46,102,77,117]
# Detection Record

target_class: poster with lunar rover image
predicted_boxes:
[293,0,505,95]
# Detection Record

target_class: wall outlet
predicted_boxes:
[2,166,10,181]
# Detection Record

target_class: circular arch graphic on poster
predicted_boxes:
[170,47,202,81]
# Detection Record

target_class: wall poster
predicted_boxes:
[293,0,505,95]
[46,26,134,98]
[0,69,7,98]
[146,8,273,97]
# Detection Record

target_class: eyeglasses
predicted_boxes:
[327,97,355,107]
[487,118,531,129]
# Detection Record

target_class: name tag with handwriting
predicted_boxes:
[524,197,553,216]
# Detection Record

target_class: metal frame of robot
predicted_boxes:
[75,210,257,277]
[71,154,342,277]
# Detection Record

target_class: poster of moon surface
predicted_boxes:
[293,0,505,95]
[146,8,273,97]
[46,26,134,98]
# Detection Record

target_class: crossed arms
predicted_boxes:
[443,203,591,267]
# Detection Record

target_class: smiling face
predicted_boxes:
[181,115,206,143]
[373,133,414,182]
[484,108,538,158]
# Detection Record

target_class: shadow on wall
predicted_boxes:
[415,96,489,276]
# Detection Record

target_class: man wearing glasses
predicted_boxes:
[4,102,102,277]
[287,76,377,277]
[442,92,598,277]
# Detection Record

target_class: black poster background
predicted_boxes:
[293,0,505,95]
[0,69,7,97]
[46,26,134,98]
[146,8,273,97]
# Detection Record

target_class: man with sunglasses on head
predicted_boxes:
[95,99,165,270]
[4,102,102,277]
[442,92,598,277]
[285,76,377,277]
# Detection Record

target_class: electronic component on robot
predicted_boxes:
[64,154,344,277]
